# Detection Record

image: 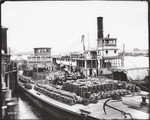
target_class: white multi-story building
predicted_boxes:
[27,47,52,71]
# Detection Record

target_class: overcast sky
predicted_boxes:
[2,1,148,55]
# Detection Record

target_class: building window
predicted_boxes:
[114,50,116,53]
[106,50,108,54]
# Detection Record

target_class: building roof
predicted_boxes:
[97,38,117,40]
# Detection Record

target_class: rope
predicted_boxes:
[73,41,83,53]
[125,57,137,67]
[126,113,134,120]
[84,36,92,50]
[135,81,150,91]
[64,37,81,55]
[117,45,124,51]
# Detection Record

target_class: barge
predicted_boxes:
[18,73,149,120]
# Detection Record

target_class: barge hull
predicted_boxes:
[18,82,99,120]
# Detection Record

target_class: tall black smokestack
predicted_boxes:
[97,17,103,39]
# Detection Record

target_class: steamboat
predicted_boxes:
[18,17,149,120]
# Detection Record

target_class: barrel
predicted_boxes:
[7,102,19,119]
[73,83,77,93]
[97,84,101,91]
[114,82,118,89]
[104,84,108,90]
[93,84,97,92]
[88,85,92,92]
[79,87,83,97]
[86,92,91,98]
[82,86,88,92]
[70,83,74,92]
[110,83,114,90]
[66,82,69,91]
[2,89,12,106]
[69,83,72,92]
[5,97,18,106]
[101,84,105,91]
[82,92,87,98]
[2,106,7,119]
[107,84,110,90]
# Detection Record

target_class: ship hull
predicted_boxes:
[18,78,99,120]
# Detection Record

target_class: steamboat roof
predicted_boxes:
[97,38,117,40]
[33,47,51,49]
[85,48,118,52]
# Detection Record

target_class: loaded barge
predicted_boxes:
[18,17,149,120]
[18,72,149,120]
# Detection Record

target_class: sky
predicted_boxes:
[2,1,148,55]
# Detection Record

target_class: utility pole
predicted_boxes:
[87,32,90,50]
[81,35,85,52]
[121,44,125,67]
[70,52,72,72]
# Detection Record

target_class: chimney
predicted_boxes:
[97,17,103,39]
[2,27,8,54]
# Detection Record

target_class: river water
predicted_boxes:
[15,56,149,119]
[14,93,55,120]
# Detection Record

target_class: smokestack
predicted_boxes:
[97,17,103,39]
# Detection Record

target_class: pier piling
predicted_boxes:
[2,106,7,119]
[7,102,19,119]
[2,89,12,106]
[5,97,18,106]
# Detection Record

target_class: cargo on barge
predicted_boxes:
[18,73,149,120]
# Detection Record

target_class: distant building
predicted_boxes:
[119,49,148,56]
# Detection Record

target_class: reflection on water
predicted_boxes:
[14,93,55,119]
